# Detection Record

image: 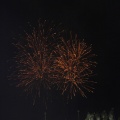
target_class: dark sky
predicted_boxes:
[1,0,120,120]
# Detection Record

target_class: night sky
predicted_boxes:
[1,0,120,120]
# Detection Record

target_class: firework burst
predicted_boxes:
[53,34,96,99]
[14,20,58,100]
[12,20,96,101]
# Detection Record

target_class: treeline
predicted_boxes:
[85,108,120,120]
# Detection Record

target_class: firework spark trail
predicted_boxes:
[53,34,96,99]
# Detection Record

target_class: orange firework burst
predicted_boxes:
[12,20,96,101]
[14,20,58,99]
[53,34,96,98]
